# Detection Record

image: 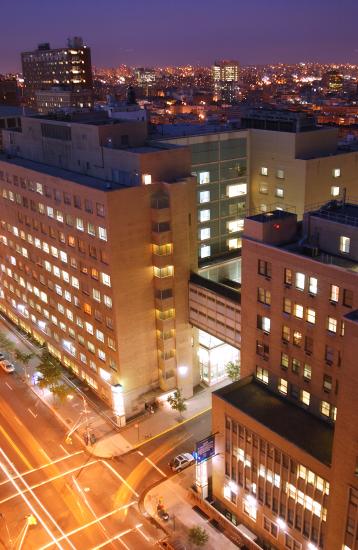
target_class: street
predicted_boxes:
[0,364,211,549]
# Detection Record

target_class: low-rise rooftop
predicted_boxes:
[214,377,334,466]
[0,154,125,192]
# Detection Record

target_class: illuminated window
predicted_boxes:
[340,236,350,253]
[87,222,95,236]
[284,268,293,286]
[283,297,291,314]
[198,171,210,185]
[84,303,92,315]
[327,317,337,333]
[85,322,93,334]
[199,209,210,223]
[331,186,340,197]
[257,315,270,333]
[260,204,267,212]
[321,401,330,417]
[101,273,111,287]
[300,390,310,406]
[294,304,303,319]
[199,191,210,203]
[309,276,318,295]
[227,219,244,233]
[260,166,268,176]
[243,498,257,521]
[142,174,152,185]
[275,187,284,198]
[228,238,240,250]
[306,308,316,324]
[281,353,289,369]
[282,325,290,342]
[153,266,174,278]
[104,295,112,308]
[200,228,210,241]
[256,366,269,384]
[293,330,302,346]
[76,218,84,231]
[295,272,305,290]
[98,227,107,241]
[278,378,288,395]
[332,168,341,178]
[303,364,312,380]
[330,285,339,302]
[200,245,211,258]
[227,183,247,197]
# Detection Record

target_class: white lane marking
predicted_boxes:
[39,502,136,549]
[40,448,52,462]
[101,460,139,497]
[4,382,12,390]
[59,444,70,456]
[0,450,83,487]
[0,447,71,549]
[91,527,135,550]
[144,456,167,478]
[14,416,22,425]
[28,408,37,418]
[0,455,64,549]
[136,450,144,456]
[0,459,98,504]
[136,524,151,542]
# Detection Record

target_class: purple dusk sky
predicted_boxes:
[0,0,357,72]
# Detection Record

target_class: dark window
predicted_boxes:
[323,374,332,392]
[325,345,334,364]
[258,259,272,278]
[74,195,81,209]
[155,288,173,300]
[96,203,105,217]
[84,199,93,213]
[343,289,353,308]
[256,341,269,359]
[305,336,314,354]
[284,268,293,285]
[152,221,171,233]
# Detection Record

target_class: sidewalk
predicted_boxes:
[143,466,239,550]
[0,314,223,458]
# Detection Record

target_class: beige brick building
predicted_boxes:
[0,113,197,421]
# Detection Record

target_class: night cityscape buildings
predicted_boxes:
[0,5,358,548]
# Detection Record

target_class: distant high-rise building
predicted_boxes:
[21,37,93,105]
[321,70,344,93]
[212,60,240,103]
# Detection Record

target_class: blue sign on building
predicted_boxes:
[195,434,215,464]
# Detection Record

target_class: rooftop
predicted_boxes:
[309,200,358,227]
[151,122,243,139]
[214,377,334,466]
[248,209,296,224]
[0,106,34,118]
[0,154,126,192]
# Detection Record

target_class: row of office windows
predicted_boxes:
[0,172,106,217]
[2,187,108,241]
[256,367,337,421]
[259,166,341,179]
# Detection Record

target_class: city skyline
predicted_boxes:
[1,0,358,72]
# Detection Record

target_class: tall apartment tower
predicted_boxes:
[212,60,240,103]
[21,37,93,105]
[0,113,197,422]
[212,200,358,549]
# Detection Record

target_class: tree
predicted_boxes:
[0,331,14,354]
[14,350,35,382]
[188,526,209,547]
[37,349,62,391]
[167,389,187,419]
[51,383,73,405]
[225,360,240,382]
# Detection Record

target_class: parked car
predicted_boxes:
[0,360,15,374]
[169,453,195,472]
